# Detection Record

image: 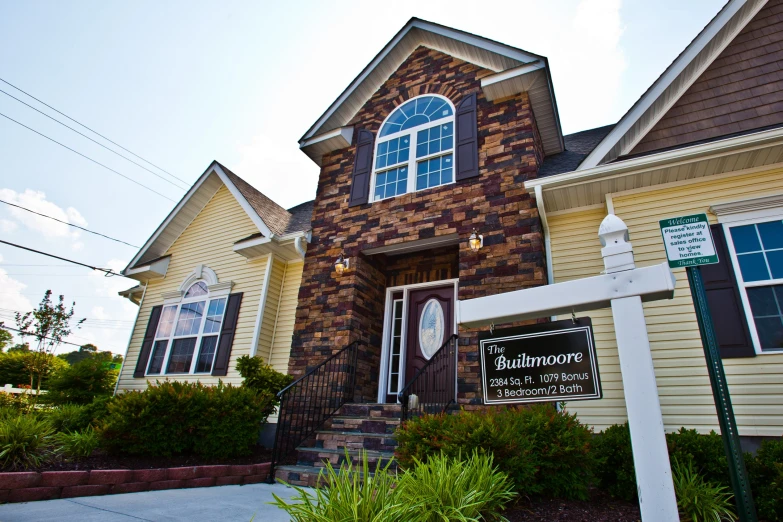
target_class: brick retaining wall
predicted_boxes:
[0,462,270,503]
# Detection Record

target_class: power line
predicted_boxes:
[0,76,188,185]
[0,111,176,202]
[0,199,139,248]
[1,325,87,348]
[0,239,128,278]
[0,88,188,191]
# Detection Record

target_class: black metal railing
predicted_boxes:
[269,341,360,480]
[398,334,458,421]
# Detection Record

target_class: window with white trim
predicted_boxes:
[371,95,455,202]
[147,281,228,375]
[726,218,783,352]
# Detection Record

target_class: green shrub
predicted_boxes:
[592,422,637,501]
[0,415,58,470]
[272,452,415,522]
[672,458,736,522]
[54,427,99,459]
[44,403,89,433]
[397,452,517,521]
[99,381,274,459]
[236,355,292,402]
[395,404,594,499]
[594,423,733,501]
[43,358,117,406]
[0,391,33,412]
[745,438,783,521]
[271,451,516,522]
[668,427,730,488]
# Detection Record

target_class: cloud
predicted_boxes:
[0,188,86,243]
[0,220,17,233]
[0,262,33,329]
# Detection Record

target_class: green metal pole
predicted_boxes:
[686,266,757,522]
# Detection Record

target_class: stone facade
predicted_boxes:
[291,45,547,406]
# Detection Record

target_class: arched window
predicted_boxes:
[146,280,228,376]
[371,95,455,202]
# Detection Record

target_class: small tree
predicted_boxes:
[7,343,30,353]
[14,291,85,398]
[0,323,12,352]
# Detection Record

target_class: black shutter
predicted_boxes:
[134,305,162,378]
[348,129,375,207]
[212,292,243,376]
[455,93,479,181]
[700,224,755,358]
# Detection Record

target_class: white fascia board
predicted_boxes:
[578,0,756,170]
[211,163,274,238]
[300,19,542,143]
[459,262,675,328]
[525,125,783,194]
[480,61,544,90]
[234,236,272,253]
[300,127,354,150]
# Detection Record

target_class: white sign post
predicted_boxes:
[459,215,680,521]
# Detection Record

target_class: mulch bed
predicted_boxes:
[25,445,273,473]
[504,490,641,521]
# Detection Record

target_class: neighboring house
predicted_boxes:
[527,0,783,443]
[117,161,311,393]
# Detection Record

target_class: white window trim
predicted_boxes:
[720,208,783,354]
[386,298,404,397]
[147,266,233,376]
[370,95,456,203]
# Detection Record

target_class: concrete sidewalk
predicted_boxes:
[0,482,302,521]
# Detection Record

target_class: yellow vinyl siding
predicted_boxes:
[270,261,303,374]
[548,168,783,436]
[118,185,268,392]
[258,258,285,362]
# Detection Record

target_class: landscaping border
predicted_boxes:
[0,462,271,503]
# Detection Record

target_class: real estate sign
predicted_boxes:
[478,319,602,405]
[659,213,719,268]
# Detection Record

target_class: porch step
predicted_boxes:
[274,403,403,488]
[314,430,398,452]
[295,446,397,470]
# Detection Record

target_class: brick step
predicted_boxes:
[274,464,387,489]
[325,416,400,435]
[295,447,397,470]
[339,403,402,418]
[314,430,397,452]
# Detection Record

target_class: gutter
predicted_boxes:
[525,126,783,195]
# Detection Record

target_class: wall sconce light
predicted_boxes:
[468,229,483,253]
[334,252,349,274]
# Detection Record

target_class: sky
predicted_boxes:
[0,0,726,355]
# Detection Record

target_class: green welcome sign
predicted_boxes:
[659,213,719,268]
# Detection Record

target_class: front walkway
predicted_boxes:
[0,483,301,521]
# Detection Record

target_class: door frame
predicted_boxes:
[377,278,459,403]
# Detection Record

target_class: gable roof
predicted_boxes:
[300,18,564,160]
[125,161,311,272]
[578,0,768,169]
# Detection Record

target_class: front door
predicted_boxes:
[384,284,454,403]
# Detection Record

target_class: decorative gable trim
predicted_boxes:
[300,18,563,160]
[578,0,768,170]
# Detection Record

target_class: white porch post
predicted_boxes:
[600,215,678,521]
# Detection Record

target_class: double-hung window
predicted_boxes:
[146,281,227,375]
[371,95,455,202]
[725,218,783,352]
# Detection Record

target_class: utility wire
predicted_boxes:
[0,88,188,191]
[0,76,188,186]
[0,111,176,202]
[0,239,129,278]
[0,199,139,248]
[1,325,87,348]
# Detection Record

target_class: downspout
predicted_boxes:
[294,234,307,259]
[535,185,555,287]
[113,281,148,396]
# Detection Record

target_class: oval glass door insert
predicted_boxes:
[419,298,445,359]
